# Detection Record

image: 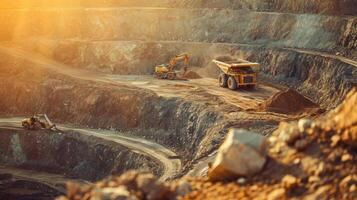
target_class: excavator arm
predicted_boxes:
[35,114,56,130]
[168,53,189,71]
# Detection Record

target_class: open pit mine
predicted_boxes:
[0,0,356,200]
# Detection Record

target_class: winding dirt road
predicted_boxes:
[0,118,181,182]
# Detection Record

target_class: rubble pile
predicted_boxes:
[181,88,356,199]
[259,89,319,115]
[57,89,356,199]
[56,171,174,200]
[181,70,202,79]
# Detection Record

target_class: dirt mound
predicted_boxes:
[260,89,319,114]
[181,70,202,79]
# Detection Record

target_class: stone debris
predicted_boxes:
[236,177,246,185]
[342,127,357,148]
[174,180,192,197]
[277,123,302,145]
[281,175,298,189]
[208,129,267,181]
[327,88,357,148]
[298,118,314,133]
[267,188,286,200]
[56,171,172,200]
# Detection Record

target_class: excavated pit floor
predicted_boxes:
[105,75,280,110]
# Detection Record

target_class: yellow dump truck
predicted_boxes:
[212,58,260,90]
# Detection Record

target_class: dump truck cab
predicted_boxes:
[212,59,259,90]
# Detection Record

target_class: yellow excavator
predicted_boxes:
[154,53,189,80]
[21,114,57,131]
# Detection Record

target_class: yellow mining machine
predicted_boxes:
[154,53,189,80]
[21,114,57,131]
[212,58,260,90]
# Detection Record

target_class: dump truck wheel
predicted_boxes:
[228,76,237,90]
[219,73,228,88]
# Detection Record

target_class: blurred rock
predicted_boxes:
[294,139,310,151]
[341,127,357,148]
[327,88,357,148]
[174,180,192,197]
[136,173,170,200]
[57,171,172,200]
[267,188,286,200]
[208,129,267,181]
[277,123,302,145]
[305,185,331,200]
[298,118,314,133]
[330,135,341,147]
[236,177,246,185]
[331,89,357,129]
[339,175,357,191]
[98,186,138,200]
[282,175,298,189]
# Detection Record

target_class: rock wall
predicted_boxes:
[173,0,357,15]
[1,0,356,15]
[0,0,169,9]
[0,129,162,181]
[340,18,357,50]
[0,8,355,52]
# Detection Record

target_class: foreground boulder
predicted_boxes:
[208,129,267,181]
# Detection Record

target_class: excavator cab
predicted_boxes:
[154,53,189,80]
[22,114,56,131]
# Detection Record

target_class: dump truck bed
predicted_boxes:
[212,59,260,74]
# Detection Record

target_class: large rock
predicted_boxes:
[208,129,267,181]
[324,88,357,148]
